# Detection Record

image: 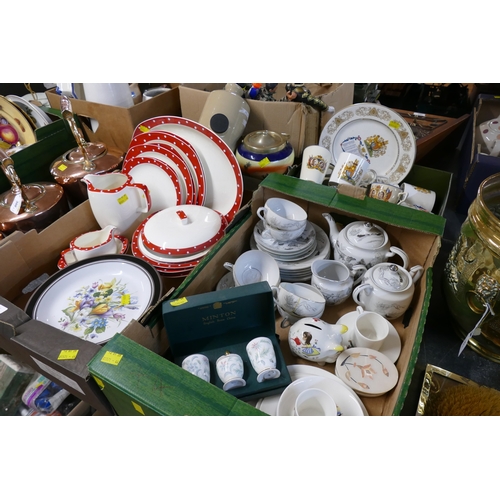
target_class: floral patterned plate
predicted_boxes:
[334,347,398,397]
[319,103,416,185]
[25,255,162,344]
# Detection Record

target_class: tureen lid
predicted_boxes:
[345,221,388,250]
[370,264,410,291]
[141,204,225,256]
[242,130,289,154]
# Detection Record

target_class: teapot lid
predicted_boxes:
[345,221,388,250]
[370,264,411,291]
[242,130,289,154]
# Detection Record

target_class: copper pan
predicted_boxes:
[0,148,69,234]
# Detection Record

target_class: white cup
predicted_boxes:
[216,353,246,391]
[400,183,436,212]
[246,337,281,382]
[294,388,338,416]
[223,250,281,288]
[329,152,376,187]
[311,260,366,306]
[272,282,326,318]
[300,145,332,184]
[181,354,210,382]
[142,87,171,101]
[353,308,389,351]
[64,225,118,265]
[82,83,134,108]
[256,197,307,231]
[368,182,408,204]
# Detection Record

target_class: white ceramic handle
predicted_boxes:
[387,246,409,269]
[256,206,266,222]
[352,283,372,307]
[64,250,78,265]
[409,265,424,283]
[132,183,151,213]
[351,264,367,286]
[223,262,234,273]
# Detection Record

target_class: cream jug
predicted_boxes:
[83,172,151,238]
[322,213,409,270]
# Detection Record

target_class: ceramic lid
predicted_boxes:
[369,263,411,291]
[141,204,225,256]
[242,130,289,154]
[345,221,388,250]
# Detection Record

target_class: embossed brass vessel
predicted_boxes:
[443,173,500,361]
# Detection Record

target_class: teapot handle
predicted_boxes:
[351,264,367,286]
[387,246,409,269]
[409,265,424,283]
[352,283,372,307]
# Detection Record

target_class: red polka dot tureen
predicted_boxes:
[132,204,228,276]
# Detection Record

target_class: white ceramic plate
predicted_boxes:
[256,364,368,416]
[129,130,206,207]
[25,255,162,344]
[133,116,243,224]
[121,155,182,214]
[216,272,236,291]
[319,103,416,185]
[335,347,399,396]
[0,96,36,149]
[6,95,52,128]
[336,310,402,363]
[254,220,316,255]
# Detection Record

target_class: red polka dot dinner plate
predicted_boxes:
[133,116,243,224]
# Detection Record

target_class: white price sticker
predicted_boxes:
[10,193,22,214]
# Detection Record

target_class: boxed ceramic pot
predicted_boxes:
[162,281,292,401]
[170,173,444,416]
[456,94,500,213]
[45,86,182,154]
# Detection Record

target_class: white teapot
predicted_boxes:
[322,213,409,270]
[288,317,348,364]
[352,262,424,320]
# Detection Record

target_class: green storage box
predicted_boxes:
[162,281,292,401]
[87,333,266,416]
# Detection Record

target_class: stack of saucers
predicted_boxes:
[250,220,330,283]
[131,204,227,277]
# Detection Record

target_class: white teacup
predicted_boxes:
[299,145,332,184]
[256,197,307,231]
[329,152,376,187]
[369,182,408,204]
[216,352,246,391]
[261,221,305,242]
[400,183,436,212]
[223,250,280,288]
[64,225,118,265]
[294,388,338,416]
[311,260,366,306]
[246,337,281,383]
[181,353,210,383]
[352,307,389,351]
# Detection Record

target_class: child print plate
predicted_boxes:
[25,255,162,344]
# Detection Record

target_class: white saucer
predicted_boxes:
[255,364,368,416]
[276,375,365,416]
[336,311,401,363]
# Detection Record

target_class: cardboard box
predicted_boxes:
[170,173,443,416]
[87,333,266,416]
[456,94,500,213]
[179,85,319,159]
[162,281,292,401]
[45,87,182,154]
[0,200,180,415]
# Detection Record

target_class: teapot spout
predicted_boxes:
[322,212,339,245]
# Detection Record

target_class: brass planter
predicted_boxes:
[443,173,500,361]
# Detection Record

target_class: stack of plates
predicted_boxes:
[334,347,399,397]
[123,116,244,274]
[250,220,330,282]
